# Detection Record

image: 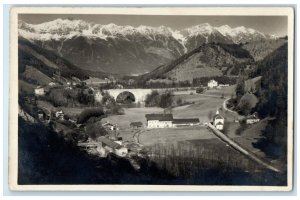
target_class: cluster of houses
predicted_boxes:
[145,114,200,128]
[96,136,128,157]
[78,136,128,158]
[144,110,259,131]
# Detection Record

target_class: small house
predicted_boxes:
[84,77,108,85]
[98,136,128,157]
[115,84,124,89]
[213,110,224,130]
[94,91,103,103]
[130,121,143,128]
[145,114,173,128]
[48,82,56,87]
[34,86,45,96]
[217,84,229,89]
[215,121,224,130]
[103,122,117,131]
[55,110,64,120]
[246,114,260,124]
[207,79,218,88]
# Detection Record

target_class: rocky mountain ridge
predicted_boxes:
[18,19,280,75]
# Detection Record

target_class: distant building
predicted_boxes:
[213,110,224,130]
[145,114,173,128]
[145,114,200,128]
[208,79,218,88]
[94,91,103,103]
[172,118,200,127]
[246,113,260,124]
[34,86,45,96]
[48,82,56,87]
[115,84,124,89]
[55,110,64,120]
[103,122,117,131]
[84,77,109,85]
[130,121,143,128]
[217,84,229,89]
[97,136,128,157]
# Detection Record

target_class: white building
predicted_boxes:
[34,86,45,96]
[103,122,117,131]
[208,79,218,88]
[94,91,103,103]
[145,114,200,128]
[145,114,173,128]
[213,110,224,130]
[55,110,64,120]
[246,113,260,124]
[98,136,128,157]
[217,84,229,89]
[48,82,56,87]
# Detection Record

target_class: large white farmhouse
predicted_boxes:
[145,114,173,128]
[208,79,218,88]
[145,114,200,128]
[213,110,224,130]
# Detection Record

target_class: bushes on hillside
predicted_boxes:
[196,87,205,94]
[145,90,161,107]
[145,90,174,108]
[85,122,107,140]
[77,107,105,124]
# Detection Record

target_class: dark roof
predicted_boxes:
[98,136,122,149]
[145,114,173,121]
[130,121,143,126]
[173,118,199,124]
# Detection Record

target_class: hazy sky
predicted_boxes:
[19,14,288,36]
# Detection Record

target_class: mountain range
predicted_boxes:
[18,19,281,75]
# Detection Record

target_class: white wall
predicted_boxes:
[213,118,224,126]
[147,120,173,128]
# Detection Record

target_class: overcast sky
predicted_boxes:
[19,14,288,36]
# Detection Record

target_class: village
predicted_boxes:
[32,75,262,170]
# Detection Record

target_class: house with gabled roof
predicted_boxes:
[213,110,224,130]
[246,113,260,124]
[97,136,128,157]
[208,79,218,88]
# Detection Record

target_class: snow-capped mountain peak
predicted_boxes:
[183,23,216,36]
[18,19,277,44]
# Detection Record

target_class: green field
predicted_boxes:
[139,126,216,146]
[203,85,236,98]
[102,93,228,146]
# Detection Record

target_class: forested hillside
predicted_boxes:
[235,43,288,159]
[138,43,253,82]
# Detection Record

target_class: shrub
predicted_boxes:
[77,107,105,124]
[85,122,107,140]
[196,87,204,94]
